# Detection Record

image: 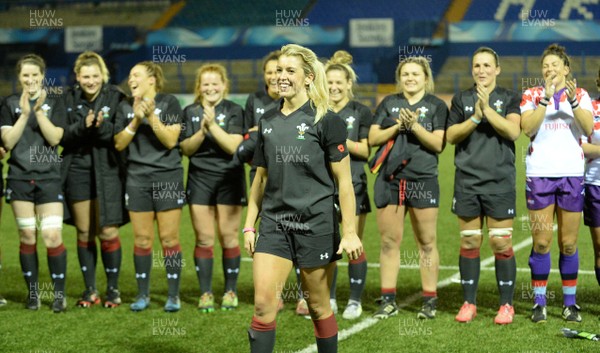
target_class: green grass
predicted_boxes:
[1,134,599,353]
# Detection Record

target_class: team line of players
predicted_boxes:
[0,44,599,329]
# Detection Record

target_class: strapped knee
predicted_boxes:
[489,228,513,239]
[16,217,36,230]
[460,229,482,238]
[40,215,63,231]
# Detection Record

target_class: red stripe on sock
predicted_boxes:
[251,316,276,331]
[20,243,37,254]
[163,244,181,257]
[460,247,480,259]
[134,246,152,256]
[100,237,121,253]
[313,313,338,338]
[47,244,66,257]
[223,246,241,259]
[381,287,396,295]
[349,252,366,264]
[77,240,91,248]
[494,248,514,260]
[532,280,547,287]
[562,279,577,287]
[422,291,437,298]
[195,246,213,259]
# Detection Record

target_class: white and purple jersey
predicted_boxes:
[583,97,600,186]
[520,86,593,177]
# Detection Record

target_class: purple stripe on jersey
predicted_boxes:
[553,88,566,110]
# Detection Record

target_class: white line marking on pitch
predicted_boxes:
[292,237,534,353]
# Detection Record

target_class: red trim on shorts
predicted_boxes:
[47,243,66,257]
[381,287,396,295]
[349,252,366,264]
[19,243,37,254]
[195,246,214,259]
[134,246,152,256]
[460,247,480,259]
[532,280,547,287]
[251,316,276,331]
[313,313,338,338]
[223,246,241,258]
[100,237,121,253]
[422,291,437,298]
[562,279,577,287]
[163,244,181,257]
[494,248,514,260]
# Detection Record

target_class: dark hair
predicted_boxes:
[135,61,165,92]
[16,54,46,76]
[262,50,281,72]
[541,43,570,68]
[472,47,499,67]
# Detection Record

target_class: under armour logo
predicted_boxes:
[499,280,513,286]
[77,105,83,110]
[350,278,363,284]
[23,271,32,277]
[154,108,162,116]
[461,279,474,285]
[105,268,118,273]
[51,273,65,279]
[15,107,21,114]
[465,106,473,112]
[430,199,436,204]
[191,116,200,122]
[167,273,178,279]
[135,273,147,279]
[127,112,135,119]
[177,199,184,205]
[263,128,272,134]
[391,107,400,113]
[507,209,514,215]
[195,266,200,272]
[81,266,88,272]
[320,253,329,260]
[226,268,240,274]
[256,108,265,114]
[452,197,456,210]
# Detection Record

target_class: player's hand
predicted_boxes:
[84,109,95,128]
[145,98,156,117]
[400,108,417,131]
[0,147,7,160]
[203,106,216,127]
[474,98,483,120]
[545,74,558,99]
[565,79,577,101]
[33,89,47,114]
[95,111,105,128]
[133,96,145,120]
[19,90,31,117]
[337,232,363,261]
[476,85,489,108]
[243,230,256,256]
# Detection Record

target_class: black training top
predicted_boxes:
[373,93,448,180]
[243,90,280,132]
[336,100,373,187]
[448,86,520,194]
[254,100,348,236]
[183,99,243,175]
[0,94,66,180]
[114,93,184,185]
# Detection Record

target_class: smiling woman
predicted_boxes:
[0,53,67,313]
[61,51,127,309]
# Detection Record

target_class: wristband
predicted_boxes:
[539,98,549,107]
[470,116,481,125]
[570,98,579,110]
[242,227,256,233]
[125,126,136,135]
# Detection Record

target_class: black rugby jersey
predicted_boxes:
[0,94,66,180]
[373,93,448,180]
[243,90,279,131]
[448,86,520,194]
[336,100,373,187]
[183,99,243,175]
[114,93,184,184]
[254,101,348,236]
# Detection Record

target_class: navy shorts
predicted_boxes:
[452,190,516,219]
[6,178,64,205]
[187,170,246,206]
[125,181,186,212]
[255,217,342,268]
